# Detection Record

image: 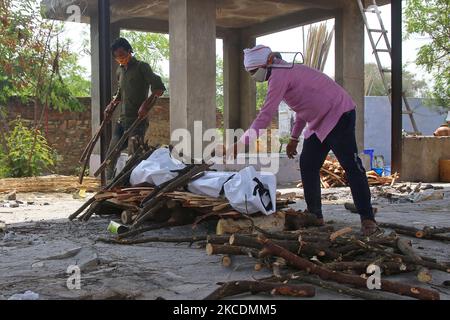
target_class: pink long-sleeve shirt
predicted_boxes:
[241,61,356,144]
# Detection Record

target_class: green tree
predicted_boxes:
[405,0,449,110]
[0,0,88,111]
[216,55,224,113]
[0,119,55,178]
[256,82,268,111]
[364,63,428,97]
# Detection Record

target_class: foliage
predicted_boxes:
[405,0,449,110]
[0,0,88,114]
[216,55,224,113]
[364,63,428,97]
[256,82,268,111]
[0,119,55,178]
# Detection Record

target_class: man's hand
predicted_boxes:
[104,99,120,118]
[286,139,299,159]
[152,89,164,97]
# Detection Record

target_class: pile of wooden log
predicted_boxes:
[298,159,399,188]
[203,224,448,300]
[0,175,100,193]
[70,147,295,238]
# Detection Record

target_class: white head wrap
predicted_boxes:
[243,45,272,71]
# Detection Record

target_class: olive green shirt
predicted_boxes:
[114,57,166,128]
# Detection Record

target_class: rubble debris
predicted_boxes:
[297,159,399,188]
[373,183,445,203]
[5,190,16,201]
[0,175,100,194]
[0,221,6,233]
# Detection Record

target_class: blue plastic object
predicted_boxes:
[374,168,384,176]
[364,149,374,169]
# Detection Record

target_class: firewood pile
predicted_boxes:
[70,146,295,239]
[98,212,450,300]
[0,175,100,193]
[201,216,449,300]
[298,159,399,188]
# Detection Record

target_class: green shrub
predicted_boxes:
[0,119,55,178]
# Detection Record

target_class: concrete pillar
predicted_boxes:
[335,3,365,151]
[169,0,216,160]
[223,32,241,130]
[223,31,257,131]
[239,34,257,129]
[89,12,120,176]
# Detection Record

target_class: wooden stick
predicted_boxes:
[330,227,353,241]
[203,281,316,300]
[397,238,433,283]
[97,235,207,245]
[416,227,450,238]
[275,272,404,300]
[379,223,450,242]
[258,236,440,300]
[222,255,232,268]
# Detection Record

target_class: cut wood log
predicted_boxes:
[257,236,440,300]
[216,212,285,235]
[415,227,450,238]
[96,235,207,245]
[268,272,404,300]
[379,223,450,242]
[207,235,231,245]
[221,255,232,267]
[206,244,259,258]
[397,238,433,283]
[203,281,316,300]
[330,227,353,241]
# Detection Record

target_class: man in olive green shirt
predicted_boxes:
[105,38,166,181]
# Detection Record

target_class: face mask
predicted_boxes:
[251,67,269,82]
[115,53,132,66]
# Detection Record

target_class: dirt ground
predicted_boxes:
[1,184,450,300]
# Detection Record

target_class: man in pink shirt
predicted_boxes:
[229,45,379,236]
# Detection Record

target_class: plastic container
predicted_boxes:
[107,221,129,235]
[383,165,391,177]
[363,149,374,169]
[373,168,384,176]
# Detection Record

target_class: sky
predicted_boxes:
[61,3,432,86]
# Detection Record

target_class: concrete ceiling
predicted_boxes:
[42,0,391,29]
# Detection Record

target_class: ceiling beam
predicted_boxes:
[242,8,336,38]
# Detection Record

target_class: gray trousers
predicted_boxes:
[105,120,148,181]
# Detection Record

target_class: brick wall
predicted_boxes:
[5,97,91,175]
[5,97,278,174]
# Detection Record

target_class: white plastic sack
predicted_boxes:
[187,171,236,198]
[130,148,186,186]
[223,166,277,215]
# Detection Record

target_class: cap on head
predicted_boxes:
[243,45,272,71]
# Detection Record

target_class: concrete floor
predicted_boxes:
[1,185,450,300]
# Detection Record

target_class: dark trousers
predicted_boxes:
[106,120,148,181]
[299,110,375,221]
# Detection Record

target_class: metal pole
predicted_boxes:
[391,1,402,175]
[98,0,112,186]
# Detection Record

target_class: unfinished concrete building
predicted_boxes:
[42,0,407,181]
